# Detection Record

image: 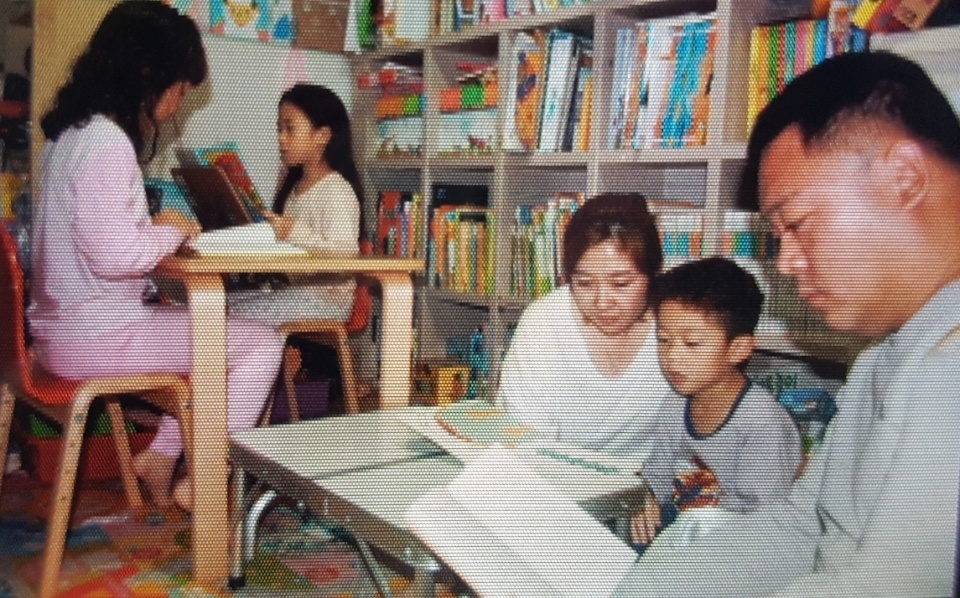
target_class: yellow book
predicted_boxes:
[435,364,471,405]
[746,26,766,133]
[577,75,594,151]
[852,0,884,28]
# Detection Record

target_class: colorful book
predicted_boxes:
[608,26,638,149]
[563,44,593,152]
[852,0,885,29]
[636,19,682,149]
[514,30,548,151]
[192,142,267,222]
[377,190,403,256]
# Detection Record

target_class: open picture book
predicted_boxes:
[186,222,307,256]
[404,446,638,597]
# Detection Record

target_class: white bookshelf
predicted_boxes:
[350,0,857,381]
[870,24,960,115]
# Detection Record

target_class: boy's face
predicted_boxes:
[655,300,753,398]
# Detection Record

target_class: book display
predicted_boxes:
[352,0,871,379]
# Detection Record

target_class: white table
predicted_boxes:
[229,408,650,596]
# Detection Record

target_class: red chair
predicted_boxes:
[273,239,375,417]
[0,225,192,598]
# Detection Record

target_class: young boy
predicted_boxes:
[631,257,802,547]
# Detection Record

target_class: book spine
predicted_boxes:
[609,26,637,149]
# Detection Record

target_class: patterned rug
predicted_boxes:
[0,471,416,598]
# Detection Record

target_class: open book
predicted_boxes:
[404,447,638,597]
[187,222,307,256]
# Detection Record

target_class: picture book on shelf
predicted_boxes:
[514,30,548,151]
[537,29,577,153]
[404,446,638,598]
[377,190,423,258]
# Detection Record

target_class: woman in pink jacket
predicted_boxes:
[28,1,284,511]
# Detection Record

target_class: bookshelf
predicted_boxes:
[870,24,960,113]
[350,0,862,386]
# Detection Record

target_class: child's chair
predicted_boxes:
[272,239,375,418]
[0,225,193,598]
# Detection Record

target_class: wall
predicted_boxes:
[33,0,118,171]
[33,0,355,205]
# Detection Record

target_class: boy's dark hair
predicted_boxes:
[740,51,960,210]
[41,1,207,160]
[651,257,764,339]
[563,193,663,279]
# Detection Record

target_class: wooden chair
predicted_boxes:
[0,225,193,598]
[271,240,375,419]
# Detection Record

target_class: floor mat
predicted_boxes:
[0,471,404,598]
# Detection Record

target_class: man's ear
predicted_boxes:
[727,334,756,367]
[883,139,928,211]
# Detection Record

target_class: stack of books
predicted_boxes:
[747,1,869,131]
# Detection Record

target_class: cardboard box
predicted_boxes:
[412,361,471,406]
[293,0,350,53]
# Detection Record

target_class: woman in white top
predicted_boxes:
[498,194,671,461]
[229,84,361,326]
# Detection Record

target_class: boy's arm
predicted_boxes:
[639,397,683,505]
[720,404,803,512]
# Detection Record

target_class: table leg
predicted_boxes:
[354,538,397,597]
[408,555,442,598]
[371,272,414,409]
[229,470,248,590]
[184,274,230,587]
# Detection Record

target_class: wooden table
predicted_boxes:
[155,253,424,588]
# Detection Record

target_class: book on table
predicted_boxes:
[186,222,307,256]
[404,446,639,598]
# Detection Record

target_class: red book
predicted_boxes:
[378,191,403,256]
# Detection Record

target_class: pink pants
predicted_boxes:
[35,306,285,457]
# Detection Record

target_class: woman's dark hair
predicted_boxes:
[40,1,207,159]
[273,84,365,239]
[740,51,960,210]
[562,193,663,279]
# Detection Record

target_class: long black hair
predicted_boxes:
[40,1,207,159]
[273,84,365,238]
